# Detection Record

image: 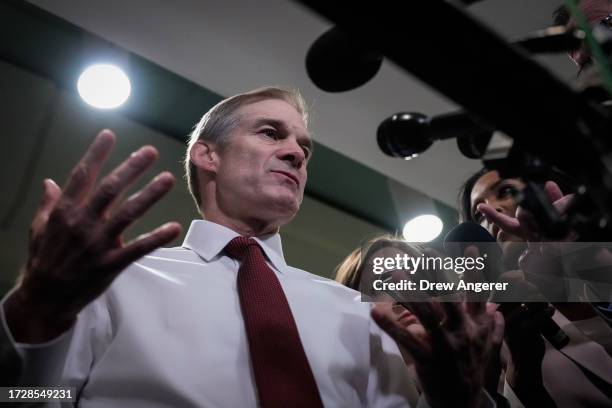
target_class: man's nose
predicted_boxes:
[279,140,305,169]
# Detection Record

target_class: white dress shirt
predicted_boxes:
[0,220,417,407]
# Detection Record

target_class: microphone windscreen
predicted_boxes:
[444,222,496,245]
[444,222,503,281]
[305,26,383,92]
[376,112,432,158]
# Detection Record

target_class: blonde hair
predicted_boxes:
[184,86,309,208]
[335,235,424,290]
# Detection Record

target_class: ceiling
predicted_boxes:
[26,0,578,207]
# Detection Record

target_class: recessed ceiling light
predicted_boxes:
[402,214,443,242]
[77,64,131,109]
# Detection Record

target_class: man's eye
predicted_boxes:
[261,128,278,138]
[301,146,311,158]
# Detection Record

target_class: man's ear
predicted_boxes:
[190,140,220,173]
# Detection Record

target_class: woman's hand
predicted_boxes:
[477,181,574,242]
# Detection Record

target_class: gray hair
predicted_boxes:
[184,86,309,208]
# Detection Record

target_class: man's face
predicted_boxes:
[213,98,312,228]
[567,0,612,71]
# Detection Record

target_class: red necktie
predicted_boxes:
[225,237,324,408]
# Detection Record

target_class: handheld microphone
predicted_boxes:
[443,222,504,282]
[444,222,570,349]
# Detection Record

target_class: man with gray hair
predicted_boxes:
[1,86,501,407]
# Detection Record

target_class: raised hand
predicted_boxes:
[477,181,574,242]
[4,130,182,343]
[371,245,504,407]
[373,299,503,408]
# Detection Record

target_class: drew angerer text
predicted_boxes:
[373,279,508,293]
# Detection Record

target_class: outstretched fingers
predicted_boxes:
[372,307,427,359]
[440,302,466,331]
[104,172,175,237]
[31,179,62,234]
[404,301,446,340]
[477,203,523,238]
[88,145,159,216]
[546,180,574,218]
[104,222,182,273]
[553,194,575,216]
[544,181,563,203]
[490,307,505,347]
[63,130,115,203]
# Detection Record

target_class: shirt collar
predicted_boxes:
[182,220,288,273]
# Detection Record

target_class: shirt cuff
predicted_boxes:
[0,288,75,385]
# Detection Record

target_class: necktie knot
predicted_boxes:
[225,236,261,261]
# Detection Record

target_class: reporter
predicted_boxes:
[460,168,612,407]
[335,235,428,343]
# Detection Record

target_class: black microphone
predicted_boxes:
[443,222,504,282]
[444,222,570,349]
[376,111,494,160]
[305,26,383,92]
